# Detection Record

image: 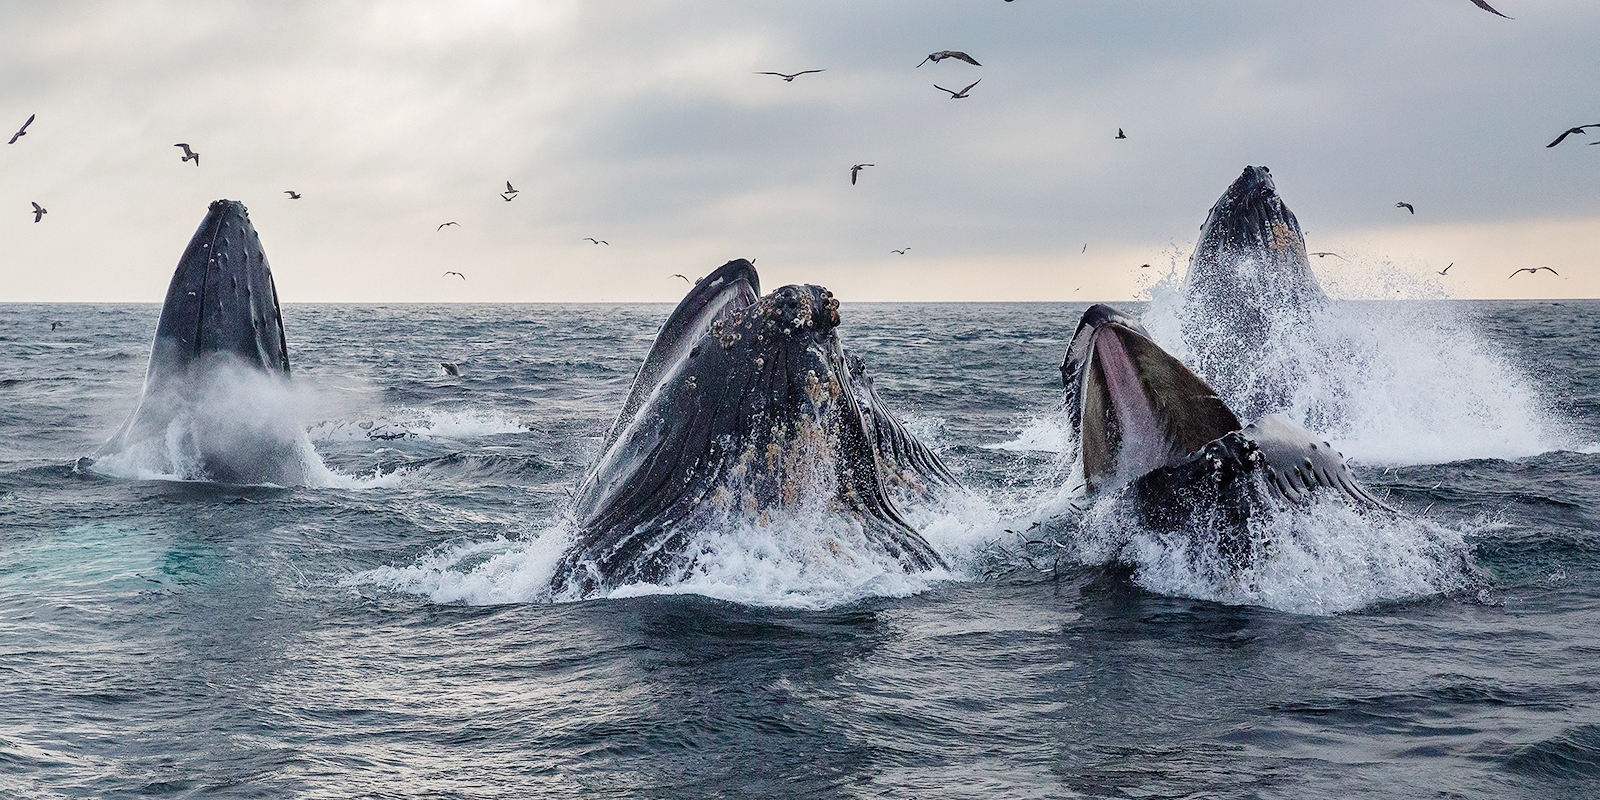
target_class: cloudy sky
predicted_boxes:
[0,0,1595,303]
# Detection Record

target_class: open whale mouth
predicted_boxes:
[1063,304,1240,494]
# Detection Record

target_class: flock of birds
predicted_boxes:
[3,0,1583,288]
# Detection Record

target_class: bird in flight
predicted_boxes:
[50,321,63,331]
[30,202,46,223]
[1082,243,1087,253]
[8,114,34,145]
[1310,252,1348,261]
[1116,128,1126,139]
[502,193,516,202]
[174,143,199,165]
[1438,263,1454,276]
[935,80,981,99]
[284,190,302,199]
[1467,0,1512,18]
[670,274,692,284]
[1396,202,1415,214]
[505,181,518,195]
[441,363,460,376]
[1139,263,1151,269]
[442,271,465,279]
[755,70,824,82]
[1508,266,1559,278]
[585,237,609,245]
[891,248,910,255]
[1546,124,1600,148]
[438,222,459,230]
[850,163,874,185]
[917,51,981,68]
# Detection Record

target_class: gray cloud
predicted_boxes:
[1,0,1595,302]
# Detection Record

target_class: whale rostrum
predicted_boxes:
[95,199,303,484]
[552,259,956,597]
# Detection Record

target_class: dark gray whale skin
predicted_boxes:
[96,200,295,483]
[552,259,954,597]
[1181,166,1329,420]
[1063,303,1387,567]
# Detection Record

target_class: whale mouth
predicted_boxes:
[1063,304,1240,493]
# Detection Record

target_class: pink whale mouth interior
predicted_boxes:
[1077,322,1241,494]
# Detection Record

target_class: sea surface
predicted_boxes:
[2,299,1598,799]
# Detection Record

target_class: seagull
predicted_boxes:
[505,181,518,195]
[284,190,301,199]
[1467,0,1512,19]
[670,274,692,284]
[916,51,981,68]
[440,362,460,376]
[1508,266,1559,278]
[1139,264,1151,269]
[934,80,981,99]
[584,237,609,245]
[438,222,459,230]
[174,143,199,165]
[891,248,910,255]
[51,321,63,331]
[1396,202,1415,214]
[1116,128,1126,139]
[1546,124,1600,148]
[850,163,874,185]
[30,202,46,223]
[8,114,34,145]
[442,271,465,279]
[1438,263,1454,276]
[1310,252,1348,261]
[1082,243,1087,253]
[502,193,516,202]
[755,70,825,82]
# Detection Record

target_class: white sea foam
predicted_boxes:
[1142,260,1572,466]
[345,490,1001,610]
[1063,493,1476,615]
[983,415,1068,453]
[308,408,530,443]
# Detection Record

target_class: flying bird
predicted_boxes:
[1546,124,1600,148]
[1116,128,1126,139]
[891,248,910,255]
[916,51,981,68]
[505,181,518,195]
[174,143,199,165]
[1508,266,1559,278]
[1310,252,1348,261]
[1396,202,1415,214]
[1467,0,1512,19]
[755,70,825,82]
[1139,264,1151,269]
[50,321,63,331]
[850,163,874,185]
[934,80,981,99]
[502,193,516,202]
[584,237,609,245]
[440,363,460,376]
[284,190,301,199]
[438,222,459,230]
[30,202,46,222]
[670,274,692,284]
[1082,243,1087,253]
[8,114,34,145]
[442,271,465,279]
[1438,263,1454,276]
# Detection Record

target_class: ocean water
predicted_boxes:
[2,299,1598,798]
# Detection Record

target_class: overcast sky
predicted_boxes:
[1,0,1596,303]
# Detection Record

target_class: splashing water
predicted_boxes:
[1143,262,1572,465]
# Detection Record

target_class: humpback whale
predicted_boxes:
[1181,166,1334,422]
[1062,304,1388,566]
[94,200,308,484]
[551,259,956,597]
